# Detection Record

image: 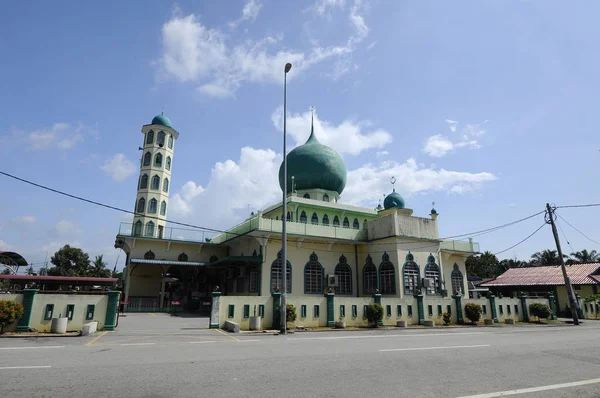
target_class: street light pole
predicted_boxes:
[281,62,292,334]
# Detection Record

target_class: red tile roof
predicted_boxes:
[482,263,600,287]
[0,275,118,283]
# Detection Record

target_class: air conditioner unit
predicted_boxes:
[239,267,247,277]
[327,275,338,287]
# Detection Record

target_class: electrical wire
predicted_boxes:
[494,222,547,256]
[556,213,600,245]
[556,218,575,253]
[557,203,600,209]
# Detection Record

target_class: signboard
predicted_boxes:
[171,301,181,305]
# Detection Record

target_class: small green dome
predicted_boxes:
[151,113,172,128]
[279,122,346,195]
[383,189,405,209]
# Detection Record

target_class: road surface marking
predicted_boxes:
[86,331,109,346]
[215,328,239,342]
[238,339,260,343]
[189,341,216,344]
[120,343,156,346]
[0,346,65,350]
[148,313,156,316]
[0,366,52,370]
[380,344,490,352]
[457,377,600,397]
[288,332,484,341]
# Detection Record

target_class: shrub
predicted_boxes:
[464,303,482,324]
[365,303,384,327]
[0,300,25,334]
[275,304,297,323]
[442,312,451,325]
[529,303,551,321]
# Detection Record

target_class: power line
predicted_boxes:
[556,218,575,253]
[556,213,600,245]
[494,222,546,256]
[557,203,600,209]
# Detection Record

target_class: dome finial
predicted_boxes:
[390,176,396,192]
[307,106,316,142]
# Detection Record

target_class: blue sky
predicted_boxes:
[1,0,599,272]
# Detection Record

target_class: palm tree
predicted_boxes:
[90,255,111,278]
[568,250,600,264]
[530,250,565,266]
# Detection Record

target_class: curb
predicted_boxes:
[0,332,82,338]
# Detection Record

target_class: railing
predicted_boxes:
[117,222,218,243]
[440,239,480,253]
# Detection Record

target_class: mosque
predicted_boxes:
[114,113,479,319]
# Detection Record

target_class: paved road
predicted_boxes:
[1,315,599,398]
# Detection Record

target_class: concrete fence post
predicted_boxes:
[489,294,498,323]
[373,293,382,326]
[416,294,425,325]
[16,289,38,332]
[209,291,222,329]
[454,294,464,324]
[519,294,529,323]
[104,291,121,331]
[548,293,557,320]
[271,292,281,329]
[326,292,335,327]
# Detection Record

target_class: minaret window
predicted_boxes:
[304,252,323,294]
[146,131,154,145]
[380,255,397,295]
[286,211,292,221]
[143,152,151,166]
[148,198,157,213]
[353,218,359,230]
[343,217,350,228]
[335,256,352,295]
[311,212,318,224]
[323,194,329,202]
[303,193,310,199]
[136,197,145,213]
[157,131,166,147]
[168,135,173,149]
[403,253,420,296]
[333,216,340,226]
[154,153,163,167]
[322,214,329,226]
[139,174,148,189]
[300,211,307,223]
[451,264,464,295]
[163,178,169,192]
[166,156,171,170]
[363,256,377,295]
[145,221,155,237]
[160,200,167,216]
[133,220,142,236]
[151,175,160,190]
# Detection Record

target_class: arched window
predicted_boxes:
[352,218,359,229]
[343,217,350,228]
[139,174,148,189]
[424,254,441,295]
[166,156,171,170]
[178,252,188,262]
[144,250,155,260]
[151,175,160,190]
[304,252,323,294]
[380,252,397,295]
[136,197,145,213]
[143,152,151,166]
[157,131,165,147]
[146,131,154,145]
[154,153,163,167]
[168,135,173,149]
[323,194,329,202]
[333,216,340,226]
[249,264,259,293]
[133,220,142,236]
[311,212,318,224]
[160,200,167,216]
[271,251,291,293]
[148,198,157,213]
[322,214,329,226]
[451,264,465,295]
[300,211,307,223]
[303,193,310,199]
[335,255,352,295]
[363,255,377,294]
[145,221,155,237]
[403,252,420,296]
[286,211,292,221]
[163,178,169,192]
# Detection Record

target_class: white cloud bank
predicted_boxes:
[23,122,96,150]
[423,120,488,158]
[100,153,136,182]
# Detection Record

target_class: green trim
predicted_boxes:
[104,291,121,331]
[340,304,346,318]
[489,295,498,323]
[66,304,75,321]
[326,293,334,326]
[243,304,250,318]
[507,305,511,315]
[352,305,357,317]
[446,304,452,315]
[258,304,265,318]
[482,304,487,315]
[437,304,442,316]
[271,292,281,329]
[547,293,557,320]
[416,294,425,324]
[428,304,433,317]
[86,304,95,320]
[373,293,382,305]
[208,255,263,267]
[363,305,368,319]
[397,305,402,316]
[301,304,307,318]
[514,304,519,315]
[228,304,235,318]
[314,304,320,318]
[454,294,464,324]
[386,305,392,317]
[407,305,413,317]
[499,305,503,315]
[44,304,54,321]
[519,295,528,322]
[17,289,38,332]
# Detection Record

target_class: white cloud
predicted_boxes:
[100,153,136,182]
[0,240,12,250]
[49,221,82,238]
[13,216,36,224]
[445,119,458,132]
[349,0,369,41]
[313,0,346,15]
[423,120,487,158]
[271,107,392,155]
[366,41,377,50]
[26,122,94,150]
[423,135,455,158]
[376,151,388,157]
[229,0,263,28]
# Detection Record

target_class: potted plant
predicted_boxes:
[334,316,346,329]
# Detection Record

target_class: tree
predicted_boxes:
[584,294,600,320]
[48,245,92,277]
[90,255,111,278]
[466,251,506,278]
[0,300,24,334]
[568,250,600,265]
[530,250,565,266]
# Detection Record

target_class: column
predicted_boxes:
[326,292,335,327]
[489,294,498,323]
[104,291,121,331]
[548,293,557,320]
[209,291,222,329]
[271,291,281,330]
[416,294,425,325]
[159,280,166,311]
[519,293,529,322]
[454,293,464,324]
[16,289,38,332]
[373,293,382,326]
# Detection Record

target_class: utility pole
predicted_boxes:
[546,203,579,325]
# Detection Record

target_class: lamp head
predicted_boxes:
[285,63,292,73]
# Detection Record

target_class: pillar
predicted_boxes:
[159,280,166,311]
[548,293,557,320]
[271,291,281,329]
[104,291,121,331]
[209,291,221,329]
[16,289,38,332]
[519,293,529,322]
[416,294,425,325]
[326,292,335,327]
[489,294,498,323]
[454,293,464,324]
[373,293,382,326]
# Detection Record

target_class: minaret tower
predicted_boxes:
[132,112,179,238]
